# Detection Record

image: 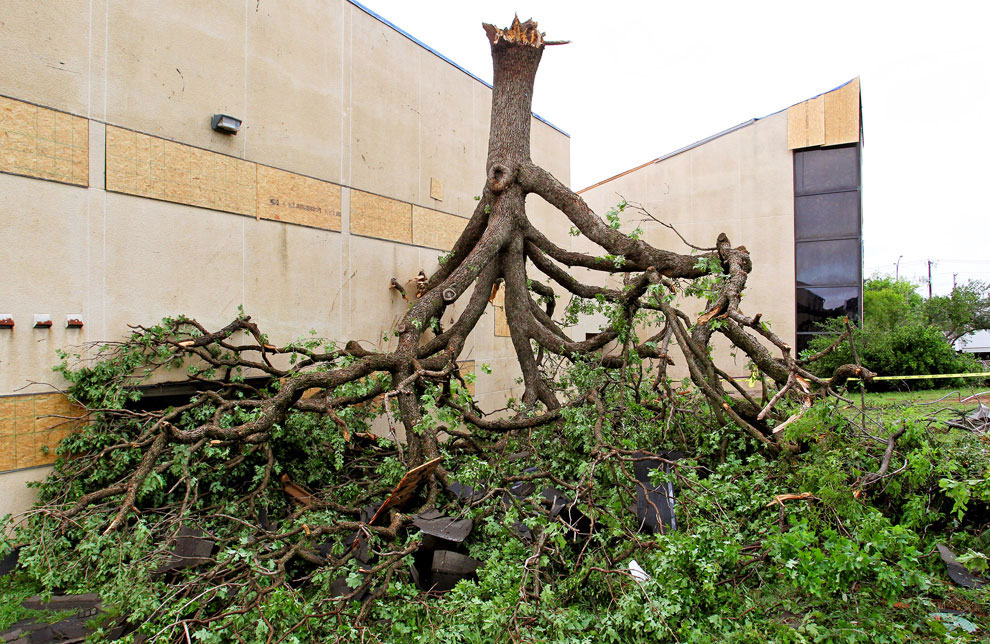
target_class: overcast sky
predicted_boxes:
[356,0,990,296]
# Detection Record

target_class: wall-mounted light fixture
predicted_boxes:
[33,314,52,328]
[66,314,84,329]
[211,114,242,135]
[0,314,13,329]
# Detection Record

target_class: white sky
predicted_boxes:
[356,0,990,296]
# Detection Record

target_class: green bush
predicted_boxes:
[807,320,981,390]
[805,275,986,389]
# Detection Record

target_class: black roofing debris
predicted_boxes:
[0,547,20,577]
[2,448,684,621]
[936,544,987,589]
[152,526,214,577]
[412,509,474,544]
[540,487,593,539]
[409,509,481,593]
[446,480,486,503]
[258,505,276,532]
[633,450,683,534]
[946,404,990,432]
[435,450,684,579]
[1,594,103,644]
[429,550,481,592]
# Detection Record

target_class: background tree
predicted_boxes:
[923,278,990,345]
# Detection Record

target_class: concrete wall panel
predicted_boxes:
[243,220,342,343]
[418,51,477,216]
[106,0,246,156]
[245,0,345,182]
[581,112,795,379]
[0,0,91,115]
[348,8,421,203]
[0,173,89,393]
[101,195,246,333]
[345,235,424,352]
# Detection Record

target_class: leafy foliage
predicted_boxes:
[923,279,990,345]
[3,330,989,642]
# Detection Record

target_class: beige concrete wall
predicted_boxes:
[578,112,795,380]
[0,1,570,517]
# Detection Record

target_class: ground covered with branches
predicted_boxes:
[1,346,989,642]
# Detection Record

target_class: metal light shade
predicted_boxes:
[211,114,241,134]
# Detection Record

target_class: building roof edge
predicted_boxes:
[346,1,570,138]
[577,78,861,194]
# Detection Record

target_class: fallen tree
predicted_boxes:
[3,18,882,642]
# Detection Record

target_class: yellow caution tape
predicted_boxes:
[848,372,990,382]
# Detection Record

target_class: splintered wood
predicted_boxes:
[369,457,444,524]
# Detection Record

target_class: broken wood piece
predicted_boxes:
[21,593,101,612]
[281,474,316,507]
[389,277,407,299]
[765,492,815,507]
[368,457,443,525]
[771,406,809,435]
[327,408,351,442]
[936,544,987,589]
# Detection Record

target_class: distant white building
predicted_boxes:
[956,330,990,358]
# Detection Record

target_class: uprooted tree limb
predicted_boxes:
[14,17,876,639]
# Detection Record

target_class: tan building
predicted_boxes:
[0,1,571,518]
[579,79,863,380]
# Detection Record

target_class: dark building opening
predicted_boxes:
[793,142,863,353]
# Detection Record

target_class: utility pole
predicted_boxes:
[896,255,903,280]
[928,260,934,298]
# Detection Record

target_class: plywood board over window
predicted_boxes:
[493,287,510,337]
[0,96,88,186]
[257,165,342,230]
[0,393,87,471]
[412,206,466,251]
[350,190,413,243]
[106,126,257,216]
